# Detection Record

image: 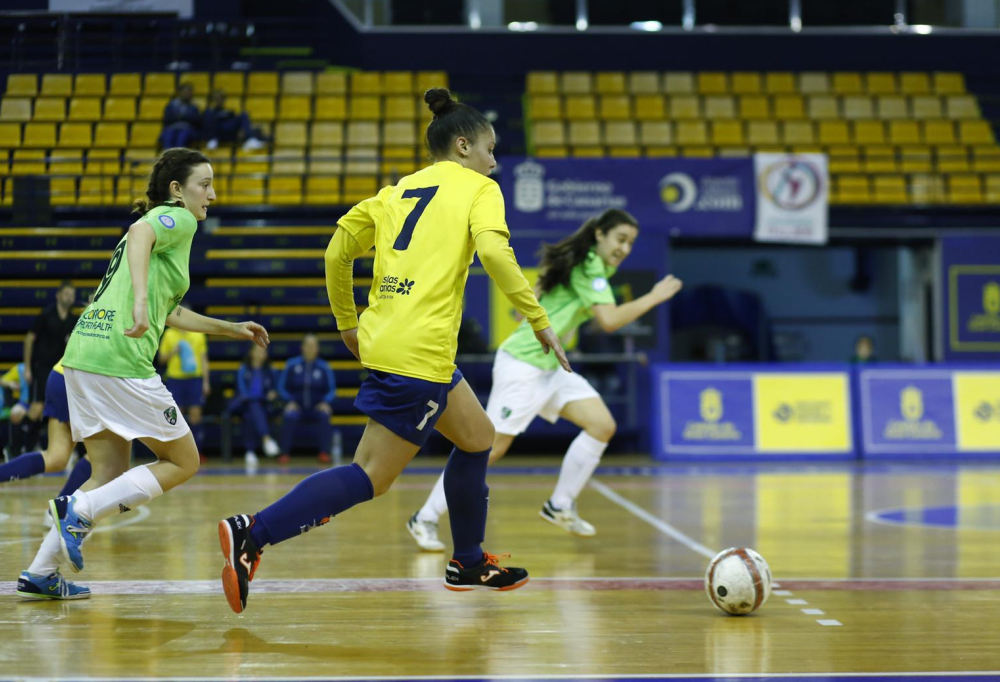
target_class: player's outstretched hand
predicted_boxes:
[341,327,361,360]
[230,321,270,348]
[124,300,149,338]
[652,274,683,303]
[534,326,572,373]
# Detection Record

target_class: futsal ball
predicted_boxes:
[704,547,772,616]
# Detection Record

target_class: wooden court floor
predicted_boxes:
[2,456,1000,681]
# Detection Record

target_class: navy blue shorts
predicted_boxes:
[166,377,205,408]
[354,369,464,446]
[42,370,70,423]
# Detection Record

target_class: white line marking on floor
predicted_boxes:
[589,479,716,559]
[786,598,808,605]
[773,589,793,596]
[817,619,843,626]
[0,506,151,546]
[802,608,825,615]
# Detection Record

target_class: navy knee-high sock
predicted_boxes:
[443,447,490,567]
[58,457,92,498]
[0,451,45,483]
[250,462,374,548]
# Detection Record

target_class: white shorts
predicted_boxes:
[64,367,190,443]
[485,351,601,436]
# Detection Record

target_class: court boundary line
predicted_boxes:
[0,506,151,547]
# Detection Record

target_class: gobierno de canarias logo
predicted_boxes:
[883,385,943,440]
[682,387,742,441]
[968,281,1000,334]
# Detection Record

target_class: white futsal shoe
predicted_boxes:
[407,513,446,552]
[540,500,596,537]
[262,437,280,458]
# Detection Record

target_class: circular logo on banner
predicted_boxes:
[658,173,697,213]
[159,215,176,229]
[592,277,609,292]
[760,159,823,210]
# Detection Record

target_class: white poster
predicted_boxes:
[50,0,193,19]
[754,153,829,245]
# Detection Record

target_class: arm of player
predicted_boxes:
[325,221,375,361]
[165,306,269,349]
[591,275,683,333]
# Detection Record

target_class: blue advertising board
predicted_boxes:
[941,236,1000,360]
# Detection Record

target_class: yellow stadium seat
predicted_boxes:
[571,146,604,158]
[234,148,269,174]
[110,74,141,97]
[900,73,931,95]
[212,72,245,96]
[560,72,592,95]
[418,96,434,122]
[865,72,897,95]
[664,72,695,94]
[85,148,121,175]
[351,72,383,95]
[77,176,115,205]
[267,176,302,204]
[634,95,665,120]
[774,95,805,120]
[129,122,160,147]
[12,149,46,175]
[764,72,796,94]
[384,96,416,120]
[595,72,626,95]
[703,96,735,119]
[972,146,1000,172]
[628,72,660,95]
[835,175,871,203]
[138,96,168,121]
[863,145,897,173]
[668,95,700,119]
[536,149,568,161]
[818,121,849,145]
[316,72,348,95]
[911,174,946,203]
[679,146,712,158]
[347,121,380,147]
[1,98,32,122]
[945,95,981,119]
[527,72,558,95]
[305,176,341,205]
[960,120,994,145]
[308,147,343,174]
[808,95,839,119]
[230,176,265,204]
[911,96,943,119]
[0,149,9,175]
[247,72,279,96]
[48,176,76,205]
[832,72,863,95]
[738,95,769,120]
[697,72,728,94]
[415,71,447,93]
[828,148,861,173]
[48,149,82,175]
[314,96,347,121]
[381,148,417,177]
[924,120,956,145]
[311,122,344,147]
[711,120,743,145]
[933,72,965,94]
[274,122,307,147]
[41,74,72,97]
[873,175,907,204]
[68,98,101,122]
[124,148,157,176]
[639,121,673,146]
[349,96,381,120]
[608,145,640,158]
[244,96,276,123]
[936,146,969,173]
[180,72,210,94]
[58,122,92,148]
[799,72,829,94]
[529,96,562,120]
[889,120,921,145]
[103,97,136,122]
[604,121,637,146]
[717,146,752,157]
[345,147,379,175]
[281,71,314,96]
[676,121,708,146]
[75,74,106,96]
[143,73,175,96]
[948,173,982,203]
[1,177,11,203]
[747,121,779,146]
[343,175,378,202]
[731,72,761,94]
[564,95,597,120]
[843,96,874,119]
[33,98,66,122]
[853,121,885,144]
[278,96,311,121]
[900,146,932,173]
[876,96,909,119]
[204,148,233,174]
[384,121,416,147]
[986,175,1000,203]
[0,122,22,147]
[568,121,601,147]
[782,121,815,145]
[599,95,631,120]
[383,71,414,95]
[93,122,127,148]
[533,121,566,148]
[7,74,38,97]
[23,122,56,147]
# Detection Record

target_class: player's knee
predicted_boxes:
[588,415,616,443]
[42,448,71,472]
[365,467,397,497]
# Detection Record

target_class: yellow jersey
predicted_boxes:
[159,328,207,379]
[53,357,64,375]
[335,161,541,383]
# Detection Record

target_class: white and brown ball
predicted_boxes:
[704,547,772,615]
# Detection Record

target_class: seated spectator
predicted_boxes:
[159,319,210,458]
[851,334,878,364]
[203,89,267,152]
[278,334,336,464]
[229,344,281,467]
[1,362,32,460]
[160,82,202,149]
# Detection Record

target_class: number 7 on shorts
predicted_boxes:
[416,400,440,432]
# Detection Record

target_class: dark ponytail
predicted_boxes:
[132,147,210,215]
[536,208,639,295]
[423,87,491,158]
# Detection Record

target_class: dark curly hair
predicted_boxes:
[423,87,492,158]
[536,209,639,295]
[131,147,210,215]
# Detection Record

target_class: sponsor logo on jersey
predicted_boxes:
[159,215,176,229]
[378,275,416,299]
[592,277,608,292]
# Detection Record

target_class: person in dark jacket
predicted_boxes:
[277,334,336,463]
[160,82,201,149]
[230,344,281,467]
[202,89,267,152]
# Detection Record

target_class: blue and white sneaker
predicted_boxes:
[17,571,91,600]
[49,495,92,573]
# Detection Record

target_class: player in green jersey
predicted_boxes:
[407,208,683,549]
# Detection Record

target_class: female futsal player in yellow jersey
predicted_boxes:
[217,88,571,613]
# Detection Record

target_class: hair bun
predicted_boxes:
[424,87,457,118]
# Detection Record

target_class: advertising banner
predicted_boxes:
[941,236,1000,361]
[753,153,829,245]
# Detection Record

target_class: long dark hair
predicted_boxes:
[536,209,639,295]
[132,147,210,215]
[423,87,491,158]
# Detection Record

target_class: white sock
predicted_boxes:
[416,472,448,523]
[73,464,163,523]
[28,526,64,576]
[551,431,608,510]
